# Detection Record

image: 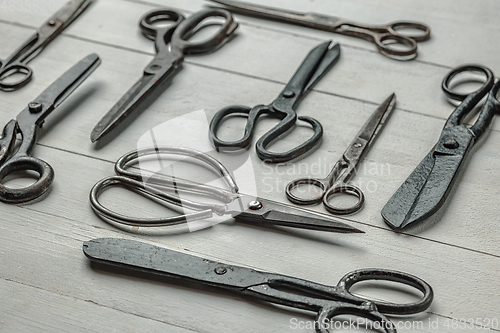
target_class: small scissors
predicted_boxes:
[0,0,92,91]
[84,238,434,333]
[208,0,431,59]
[209,41,340,163]
[382,65,500,230]
[89,146,363,234]
[90,8,238,143]
[0,54,101,203]
[286,94,396,215]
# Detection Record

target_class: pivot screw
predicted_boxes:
[150,64,161,70]
[48,20,56,26]
[28,102,42,114]
[214,267,227,275]
[443,139,459,149]
[248,200,263,210]
[353,142,363,148]
[283,90,295,98]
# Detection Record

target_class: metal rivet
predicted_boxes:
[283,90,295,98]
[353,142,363,148]
[150,64,161,70]
[28,102,42,114]
[443,139,459,149]
[248,200,263,210]
[214,267,227,275]
[48,20,56,26]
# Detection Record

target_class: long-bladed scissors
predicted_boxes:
[0,0,92,91]
[286,94,396,215]
[209,41,340,163]
[90,8,238,143]
[0,54,101,203]
[382,65,500,230]
[89,146,363,234]
[207,0,430,59]
[84,238,434,333]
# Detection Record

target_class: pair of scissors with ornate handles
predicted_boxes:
[287,94,396,215]
[382,65,500,230]
[207,0,430,59]
[90,8,238,143]
[0,54,100,204]
[0,0,92,91]
[90,146,363,234]
[84,238,434,333]
[209,41,340,163]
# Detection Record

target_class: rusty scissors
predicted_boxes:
[208,0,430,59]
[286,94,396,215]
[209,41,340,163]
[84,238,434,333]
[0,0,92,91]
[90,8,238,143]
[89,146,362,234]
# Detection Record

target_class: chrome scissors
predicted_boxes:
[0,54,101,203]
[209,41,340,163]
[90,8,238,143]
[382,65,500,230]
[89,146,363,234]
[84,238,434,333]
[286,94,396,215]
[0,0,92,91]
[207,0,430,59]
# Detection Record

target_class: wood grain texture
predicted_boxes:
[0,0,499,332]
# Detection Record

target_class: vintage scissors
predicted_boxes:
[84,238,434,333]
[208,0,431,59]
[287,94,396,215]
[209,41,340,163]
[0,0,92,91]
[89,146,363,234]
[90,8,238,143]
[0,54,101,203]
[382,65,500,230]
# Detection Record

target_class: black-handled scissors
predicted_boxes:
[0,54,101,204]
[209,41,340,163]
[287,94,396,215]
[84,238,434,333]
[90,8,238,143]
[0,0,92,91]
[382,65,500,229]
[207,0,431,59]
[89,146,363,234]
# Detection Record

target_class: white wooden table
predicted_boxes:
[0,0,499,332]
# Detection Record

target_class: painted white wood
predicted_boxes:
[0,0,499,332]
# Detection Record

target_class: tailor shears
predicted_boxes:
[382,65,500,230]
[0,54,100,203]
[84,238,434,333]
[89,146,362,234]
[0,0,92,91]
[90,8,238,143]
[209,41,340,163]
[286,94,396,215]
[207,0,430,59]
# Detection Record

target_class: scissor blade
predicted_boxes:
[381,147,469,229]
[33,53,100,116]
[83,238,269,288]
[357,94,396,145]
[304,42,340,92]
[233,196,363,233]
[90,64,177,142]
[49,0,92,29]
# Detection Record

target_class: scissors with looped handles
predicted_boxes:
[89,146,363,234]
[207,0,431,59]
[0,54,100,204]
[84,238,434,333]
[209,41,340,163]
[286,94,396,215]
[0,0,92,91]
[382,65,500,230]
[90,8,238,143]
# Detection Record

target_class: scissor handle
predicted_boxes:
[0,155,54,203]
[322,183,364,215]
[0,62,33,92]
[139,9,185,41]
[285,177,327,206]
[386,21,431,42]
[171,9,238,56]
[441,64,494,102]
[315,268,433,333]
